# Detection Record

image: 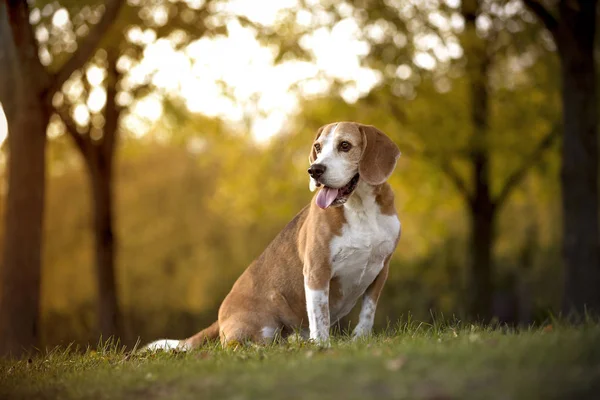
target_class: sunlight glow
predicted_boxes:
[131,95,163,132]
[396,64,412,80]
[29,8,41,24]
[87,88,106,113]
[125,11,382,142]
[110,2,456,142]
[52,8,69,28]
[414,52,437,70]
[73,104,90,126]
[35,26,49,43]
[86,66,105,86]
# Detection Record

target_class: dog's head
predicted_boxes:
[308,122,400,209]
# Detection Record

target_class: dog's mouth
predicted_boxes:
[315,173,360,209]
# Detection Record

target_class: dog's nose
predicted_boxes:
[308,164,326,179]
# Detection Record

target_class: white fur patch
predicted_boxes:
[261,326,277,341]
[353,296,377,339]
[329,181,401,323]
[143,339,182,352]
[304,285,330,344]
[309,177,318,192]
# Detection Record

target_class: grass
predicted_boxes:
[2,320,600,400]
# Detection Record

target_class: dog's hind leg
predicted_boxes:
[218,312,280,347]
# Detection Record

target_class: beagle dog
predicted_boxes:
[145,122,400,349]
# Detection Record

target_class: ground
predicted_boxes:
[2,321,600,400]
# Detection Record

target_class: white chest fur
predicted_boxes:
[328,187,400,322]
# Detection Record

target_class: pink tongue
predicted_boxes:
[316,187,339,209]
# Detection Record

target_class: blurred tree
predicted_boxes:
[454,0,558,320]
[524,0,600,317]
[57,46,124,341]
[45,0,226,343]
[0,0,122,356]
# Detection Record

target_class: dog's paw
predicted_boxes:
[307,337,331,348]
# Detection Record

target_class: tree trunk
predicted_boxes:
[466,65,495,320]
[0,2,49,356]
[555,1,600,316]
[62,49,122,341]
[462,0,496,321]
[88,152,121,340]
[91,49,121,341]
[468,203,495,320]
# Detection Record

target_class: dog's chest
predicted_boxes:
[329,208,400,321]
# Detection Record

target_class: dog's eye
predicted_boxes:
[339,141,352,152]
[314,143,321,153]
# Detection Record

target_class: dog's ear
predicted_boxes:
[308,125,326,192]
[358,124,400,185]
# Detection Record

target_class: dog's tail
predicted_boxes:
[142,321,220,351]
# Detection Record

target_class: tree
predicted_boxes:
[38,1,223,338]
[56,47,122,340]
[0,0,123,357]
[453,0,558,320]
[524,0,600,317]
[48,0,222,343]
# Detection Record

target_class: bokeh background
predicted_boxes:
[1,0,596,352]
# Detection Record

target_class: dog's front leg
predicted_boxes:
[303,264,331,345]
[353,258,390,340]
[304,282,330,345]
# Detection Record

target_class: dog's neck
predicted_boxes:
[343,180,380,217]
